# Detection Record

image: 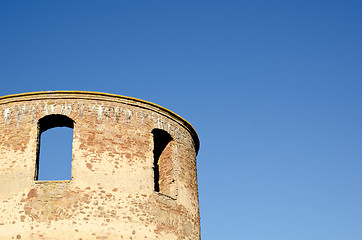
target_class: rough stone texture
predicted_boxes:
[0,91,200,240]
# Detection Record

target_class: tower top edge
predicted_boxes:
[0,90,199,153]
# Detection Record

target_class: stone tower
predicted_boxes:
[0,91,200,240]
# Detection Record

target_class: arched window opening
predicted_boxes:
[152,129,173,194]
[35,114,74,181]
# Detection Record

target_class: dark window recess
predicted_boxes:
[152,129,173,193]
[35,114,74,181]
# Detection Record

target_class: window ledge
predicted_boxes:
[34,180,71,184]
[155,191,177,200]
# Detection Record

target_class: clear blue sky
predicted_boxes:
[1,1,362,239]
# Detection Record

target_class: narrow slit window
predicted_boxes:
[36,114,74,181]
[152,129,173,194]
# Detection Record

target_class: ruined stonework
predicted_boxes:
[0,91,200,240]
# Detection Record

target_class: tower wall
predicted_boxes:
[0,91,200,240]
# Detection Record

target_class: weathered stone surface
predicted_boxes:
[0,91,200,240]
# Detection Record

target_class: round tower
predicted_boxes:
[0,91,200,240]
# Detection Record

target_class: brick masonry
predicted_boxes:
[0,91,200,240]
